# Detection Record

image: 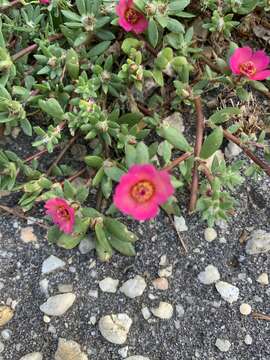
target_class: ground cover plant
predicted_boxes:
[0,0,270,260]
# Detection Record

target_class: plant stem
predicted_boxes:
[163,152,193,171]
[65,167,87,183]
[0,204,49,230]
[223,129,270,177]
[12,33,63,62]
[252,311,270,321]
[189,97,205,213]
[46,133,79,176]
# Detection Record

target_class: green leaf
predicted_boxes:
[148,18,159,48]
[63,180,76,199]
[88,41,111,58]
[38,98,65,120]
[118,112,143,126]
[168,0,190,11]
[20,118,32,136]
[121,38,141,54]
[48,225,62,243]
[66,48,80,80]
[158,126,191,152]
[152,69,164,86]
[104,166,125,182]
[200,127,224,159]
[135,142,149,163]
[209,107,241,124]
[166,18,185,33]
[125,144,136,168]
[84,155,104,168]
[74,32,88,47]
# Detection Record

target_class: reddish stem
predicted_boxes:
[12,33,63,62]
[223,129,270,177]
[189,97,205,213]
[163,152,193,172]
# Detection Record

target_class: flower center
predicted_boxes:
[57,206,70,220]
[125,8,140,24]
[130,180,155,203]
[239,61,256,77]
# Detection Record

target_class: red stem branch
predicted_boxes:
[163,152,193,172]
[223,129,270,177]
[12,33,63,62]
[189,97,205,213]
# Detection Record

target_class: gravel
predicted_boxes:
[198,264,220,285]
[215,281,240,304]
[39,293,76,316]
[151,302,174,319]
[98,314,133,345]
[41,255,66,274]
[120,276,147,298]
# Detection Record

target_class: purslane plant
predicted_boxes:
[0,0,270,260]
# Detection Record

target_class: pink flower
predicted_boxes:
[229,47,270,80]
[113,164,174,221]
[39,0,50,4]
[45,198,75,234]
[116,0,148,34]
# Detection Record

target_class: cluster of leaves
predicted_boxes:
[0,0,270,259]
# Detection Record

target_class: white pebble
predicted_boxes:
[151,302,173,319]
[204,228,217,242]
[99,277,119,293]
[158,265,173,278]
[174,216,188,232]
[215,281,239,304]
[198,265,220,285]
[120,276,146,298]
[141,307,151,320]
[244,334,253,345]
[256,273,269,285]
[240,303,252,316]
[41,255,65,274]
[215,338,231,352]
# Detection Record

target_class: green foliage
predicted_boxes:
[0,0,269,259]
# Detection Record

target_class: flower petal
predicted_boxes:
[250,70,270,80]
[118,17,133,32]
[251,50,270,71]
[132,16,148,34]
[130,201,159,221]
[154,170,174,204]
[115,0,128,16]
[229,47,253,74]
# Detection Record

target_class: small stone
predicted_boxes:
[89,316,97,325]
[158,265,173,278]
[20,227,37,243]
[256,272,269,285]
[42,255,66,274]
[215,281,239,304]
[126,357,150,360]
[118,346,129,358]
[0,342,4,353]
[1,329,12,341]
[152,277,169,290]
[43,315,51,323]
[163,112,185,133]
[174,216,188,232]
[99,314,132,345]
[244,335,253,345]
[99,277,119,293]
[240,303,252,316]
[245,230,270,255]
[0,306,14,326]
[141,307,151,320]
[55,338,88,360]
[58,284,73,293]
[19,353,43,360]
[40,293,76,316]
[204,228,217,242]
[89,289,98,298]
[79,237,95,254]
[175,304,185,318]
[215,339,231,352]
[225,141,242,159]
[198,265,220,285]
[39,279,49,296]
[120,276,146,298]
[151,302,173,319]
[159,255,168,266]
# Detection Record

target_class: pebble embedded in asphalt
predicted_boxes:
[215,281,239,303]
[40,293,76,316]
[120,276,146,298]
[99,277,119,293]
[204,228,217,242]
[240,303,252,316]
[99,314,133,344]
[198,264,220,285]
[151,302,174,319]
[41,255,66,274]
[215,338,231,352]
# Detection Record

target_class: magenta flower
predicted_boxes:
[113,164,174,221]
[39,0,50,4]
[45,198,75,234]
[229,47,270,80]
[116,0,148,34]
